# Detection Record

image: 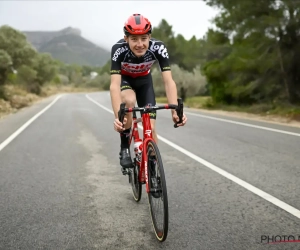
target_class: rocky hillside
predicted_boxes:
[23,27,110,67]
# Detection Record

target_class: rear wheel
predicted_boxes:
[146,140,169,242]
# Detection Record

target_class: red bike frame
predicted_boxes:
[129,112,153,193]
[118,99,183,193]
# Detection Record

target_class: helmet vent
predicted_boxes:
[134,15,141,25]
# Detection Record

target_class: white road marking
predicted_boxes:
[86,94,113,114]
[86,94,300,220]
[0,95,63,152]
[185,112,300,137]
[157,135,300,219]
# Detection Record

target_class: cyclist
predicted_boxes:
[109,13,187,169]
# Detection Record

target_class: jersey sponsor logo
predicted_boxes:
[121,60,155,73]
[149,112,156,118]
[121,85,132,90]
[110,69,121,74]
[143,53,153,62]
[112,46,128,61]
[150,41,169,58]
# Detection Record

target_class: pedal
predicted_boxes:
[121,167,128,175]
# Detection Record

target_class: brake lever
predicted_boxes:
[174,98,183,128]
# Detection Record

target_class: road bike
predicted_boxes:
[118,98,183,242]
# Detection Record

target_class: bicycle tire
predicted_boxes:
[146,139,169,242]
[130,160,142,202]
[129,133,142,202]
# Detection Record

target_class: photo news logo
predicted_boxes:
[261,235,300,244]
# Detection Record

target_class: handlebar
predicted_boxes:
[118,98,184,128]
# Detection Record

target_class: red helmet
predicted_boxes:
[123,14,152,36]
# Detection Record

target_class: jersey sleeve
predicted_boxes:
[110,44,122,75]
[151,41,171,72]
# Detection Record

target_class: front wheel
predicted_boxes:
[130,160,142,202]
[146,140,169,242]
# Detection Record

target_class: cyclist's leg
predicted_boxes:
[150,119,158,143]
[121,89,136,130]
[119,76,136,168]
[134,73,158,143]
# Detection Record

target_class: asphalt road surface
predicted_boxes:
[0,92,300,250]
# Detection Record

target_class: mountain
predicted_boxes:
[23,27,110,67]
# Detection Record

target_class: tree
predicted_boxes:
[202,0,300,104]
[0,49,12,86]
[0,25,37,68]
[171,64,206,102]
[16,65,37,85]
[32,53,58,86]
[16,65,40,94]
[152,19,181,65]
[0,25,37,85]
[152,64,207,101]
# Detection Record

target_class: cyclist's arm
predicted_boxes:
[110,74,122,119]
[109,43,123,119]
[153,40,178,109]
[153,39,186,125]
[161,71,178,114]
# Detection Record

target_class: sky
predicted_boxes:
[0,1,220,51]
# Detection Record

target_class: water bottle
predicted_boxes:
[134,139,143,162]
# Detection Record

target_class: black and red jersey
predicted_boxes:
[110,38,171,78]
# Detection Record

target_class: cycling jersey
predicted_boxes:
[110,38,171,78]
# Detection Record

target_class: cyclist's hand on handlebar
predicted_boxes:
[114,117,127,132]
[172,112,187,127]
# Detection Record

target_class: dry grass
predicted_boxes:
[41,84,100,96]
[0,84,100,119]
[0,85,41,118]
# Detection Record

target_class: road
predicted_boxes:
[0,91,300,250]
